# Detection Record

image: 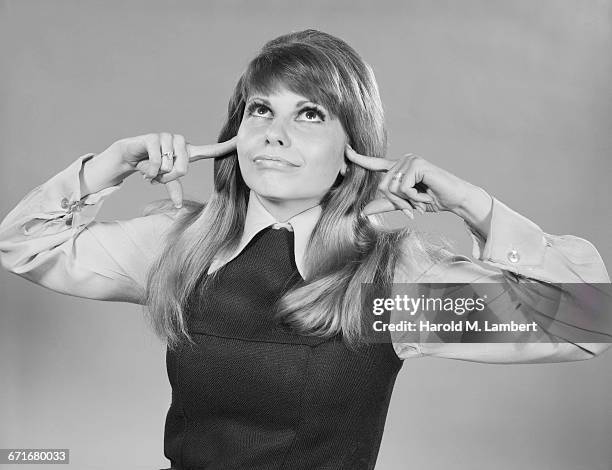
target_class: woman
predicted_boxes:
[0,29,610,470]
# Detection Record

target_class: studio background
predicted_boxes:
[1,1,611,469]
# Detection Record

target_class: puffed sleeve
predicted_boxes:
[391,196,611,364]
[0,153,181,304]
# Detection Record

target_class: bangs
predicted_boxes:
[241,46,346,118]
[227,29,385,157]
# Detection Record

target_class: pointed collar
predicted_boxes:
[206,190,322,278]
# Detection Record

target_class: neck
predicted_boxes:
[254,192,321,222]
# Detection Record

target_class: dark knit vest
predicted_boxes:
[163,226,404,470]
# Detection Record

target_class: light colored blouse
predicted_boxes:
[0,153,610,363]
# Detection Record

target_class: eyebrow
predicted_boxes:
[247,96,323,109]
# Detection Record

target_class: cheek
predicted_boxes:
[307,134,344,172]
[237,120,269,153]
[237,123,255,163]
[303,143,343,186]
[236,121,248,150]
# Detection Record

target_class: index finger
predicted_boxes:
[164,179,183,209]
[187,136,238,162]
[345,144,394,172]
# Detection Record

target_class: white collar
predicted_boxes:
[207,190,322,278]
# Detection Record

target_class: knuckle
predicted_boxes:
[405,154,421,163]
[397,180,410,191]
[154,172,169,182]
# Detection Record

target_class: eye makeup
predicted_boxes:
[245,98,327,122]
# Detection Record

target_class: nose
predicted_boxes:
[264,118,290,147]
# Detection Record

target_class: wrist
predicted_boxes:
[104,141,139,174]
[453,184,493,238]
[80,147,136,197]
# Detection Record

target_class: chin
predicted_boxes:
[243,171,332,202]
[246,181,296,200]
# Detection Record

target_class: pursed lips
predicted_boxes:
[252,154,300,167]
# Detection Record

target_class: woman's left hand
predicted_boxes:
[345,144,489,221]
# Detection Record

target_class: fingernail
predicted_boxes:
[150,179,160,185]
[174,203,182,209]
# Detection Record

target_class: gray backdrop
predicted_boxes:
[1,1,611,469]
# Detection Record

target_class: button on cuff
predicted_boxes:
[507,249,520,264]
[60,197,84,214]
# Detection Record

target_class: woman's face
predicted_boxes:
[237,85,347,204]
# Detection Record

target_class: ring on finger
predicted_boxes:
[160,151,175,173]
[392,171,404,182]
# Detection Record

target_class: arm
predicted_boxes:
[0,153,180,304]
[392,193,611,364]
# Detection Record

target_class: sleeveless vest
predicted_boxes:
[163,226,404,470]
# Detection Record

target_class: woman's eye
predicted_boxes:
[247,103,271,118]
[246,102,325,122]
[299,107,325,122]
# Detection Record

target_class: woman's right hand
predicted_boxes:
[99,133,237,208]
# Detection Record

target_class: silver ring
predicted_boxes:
[392,172,404,181]
[162,151,175,160]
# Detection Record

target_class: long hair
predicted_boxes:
[143,29,455,351]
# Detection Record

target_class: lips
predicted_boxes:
[252,154,299,167]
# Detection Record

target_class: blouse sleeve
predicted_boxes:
[391,196,612,364]
[0,153,180,305]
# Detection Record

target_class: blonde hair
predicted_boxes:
[143,29,455,351]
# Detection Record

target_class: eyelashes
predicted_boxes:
[245,101,327,122]
[246,102,269,117]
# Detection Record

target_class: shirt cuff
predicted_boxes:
[463,196,548,272]
[392,341,424,360]
[18,153,123,235]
